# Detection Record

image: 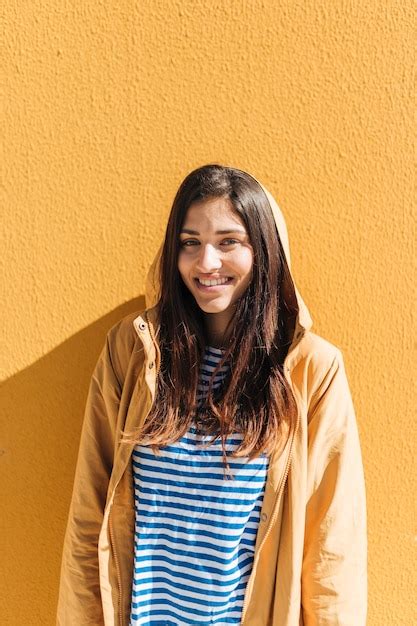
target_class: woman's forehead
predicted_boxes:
[183,197,246,231]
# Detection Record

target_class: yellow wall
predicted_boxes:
[2,2,415,624]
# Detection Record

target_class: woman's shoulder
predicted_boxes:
[295,330,347,387]
[106,309,141,346]
[104,307,154,383]
[299,330,343,362]
[294,330,356,420]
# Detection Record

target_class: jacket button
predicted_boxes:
[261,513,268,522]
[138,321,146,331]
[148,361,154,369]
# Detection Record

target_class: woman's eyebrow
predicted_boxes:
[180,228,247,235]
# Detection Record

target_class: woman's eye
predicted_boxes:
[179,238,241,248]
[180,239,199,247]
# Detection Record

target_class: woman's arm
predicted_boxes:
[302,349,367,626]
[57,333,122,626]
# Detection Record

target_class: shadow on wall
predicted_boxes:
[0,296,146,626]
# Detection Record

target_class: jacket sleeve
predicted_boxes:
[57,333,122,626]
[301,349,367,626]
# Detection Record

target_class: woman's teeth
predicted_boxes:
[198,277,231,286]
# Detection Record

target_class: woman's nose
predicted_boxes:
[196,244,222,271]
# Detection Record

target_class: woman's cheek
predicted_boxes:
[177,254,194,289]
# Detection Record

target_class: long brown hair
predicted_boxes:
[127,164,299,477]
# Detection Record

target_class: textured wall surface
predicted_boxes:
[1,1,415,624]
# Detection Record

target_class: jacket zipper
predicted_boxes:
[109,507,124,626]
[240,355,301,624]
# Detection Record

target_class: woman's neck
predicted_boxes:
[204,311,233,349]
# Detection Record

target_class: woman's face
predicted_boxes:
[178,196,254,328]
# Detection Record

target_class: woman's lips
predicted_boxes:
[194,277,234,291]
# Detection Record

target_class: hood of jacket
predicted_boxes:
[144,169,313,346]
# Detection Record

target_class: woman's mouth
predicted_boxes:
[194,277,233,291]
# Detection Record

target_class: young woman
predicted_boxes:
[57,164,367,626]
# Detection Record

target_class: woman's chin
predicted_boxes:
[194,300,231,315]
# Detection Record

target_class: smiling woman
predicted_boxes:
[178,196,254,347]
[57,164,367,626]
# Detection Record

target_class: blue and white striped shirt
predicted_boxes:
[130,346,269,625]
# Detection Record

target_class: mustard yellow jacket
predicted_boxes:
[57,186,367,626]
